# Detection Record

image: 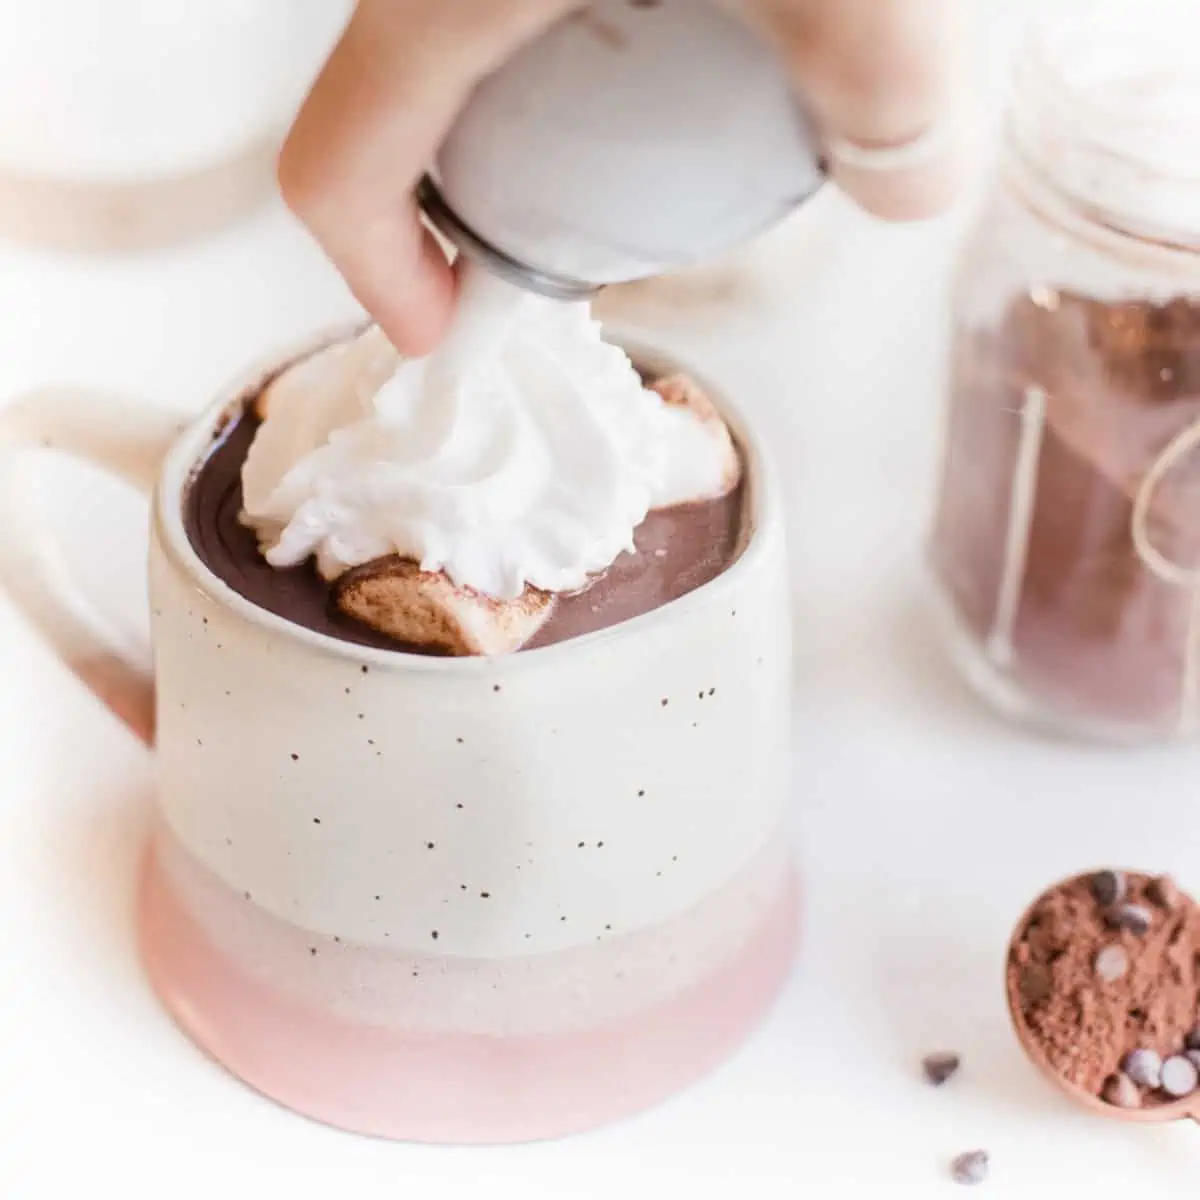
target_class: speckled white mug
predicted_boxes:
[0,329,795,1143]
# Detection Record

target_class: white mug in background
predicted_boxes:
[0,0,350,251]
[0,330,796,1143]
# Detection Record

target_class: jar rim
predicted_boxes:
[1009,2,1200,251]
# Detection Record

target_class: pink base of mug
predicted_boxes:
[137,845,799,1144]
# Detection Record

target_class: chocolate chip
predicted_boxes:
[1018,963,1051,1004]
[1122,1048,1162,1089]
[1161,1055,1198,1097]
[1101,1072,1141,1109]
[922,1052,960,1086]
[950,1150,989,1186]
[1094,944,1129,983]
[1146,874,1180,910]
[1186,1024,1200,1052]
[1106,903,1152,935]
[1090,869,1126,907]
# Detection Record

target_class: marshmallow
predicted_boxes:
[333,558,554,657]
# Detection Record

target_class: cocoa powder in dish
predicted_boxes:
[1008,871,1200,1105]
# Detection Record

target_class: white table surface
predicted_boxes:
[2,5,1198,1196]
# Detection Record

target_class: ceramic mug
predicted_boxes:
[0,329,796,1143]
[0,0,349,251]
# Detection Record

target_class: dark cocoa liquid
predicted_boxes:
[185,388,749,655]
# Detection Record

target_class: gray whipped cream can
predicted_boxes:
[420,0,826,300]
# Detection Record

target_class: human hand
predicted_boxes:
[279,0,968,356]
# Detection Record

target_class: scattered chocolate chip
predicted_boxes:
[361,665,368,673]
[1101,1072,1141,1109]
[1106,903,1152,935]
[493,684,501,693]
[922,1052,960,1086]
[1122,1048,1162,1090]
[1090,869,1126,907]
[1146,874,1180,910]
[1187,1025,1200,1052]
[309,947,317,956]
[950,1150,989,1186]
[1161,1055,1198,1097]
[660,698,668,707]
[426,841,435,850]
[431,930,439,940]
[290,752,299,761]
[1094,944,1129,983]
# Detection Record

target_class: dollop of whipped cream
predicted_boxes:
[241,268,732,600]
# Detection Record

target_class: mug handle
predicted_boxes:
[0,388,185,746]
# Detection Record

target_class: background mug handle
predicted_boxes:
[0,388,184,745]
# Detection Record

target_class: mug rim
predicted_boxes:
[152,322,783,673]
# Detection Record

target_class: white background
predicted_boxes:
[2,1,1198,1196]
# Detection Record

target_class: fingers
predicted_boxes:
[738,0,970,220]
[278,0,575,355]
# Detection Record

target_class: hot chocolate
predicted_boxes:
[185,379,747,654]
[184,278,749,658]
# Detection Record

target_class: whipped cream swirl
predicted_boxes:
[240,269,731,600]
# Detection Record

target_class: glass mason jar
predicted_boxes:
[928,4,1200,742]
